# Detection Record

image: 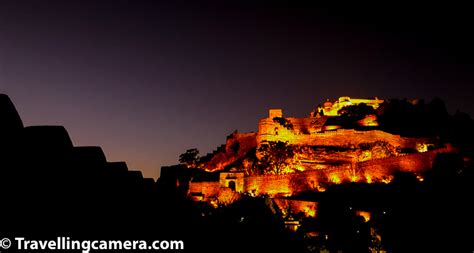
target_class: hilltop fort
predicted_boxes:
[161,97,456,207]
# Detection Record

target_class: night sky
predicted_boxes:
[1,1,473,179]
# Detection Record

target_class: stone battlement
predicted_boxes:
[258,121,423,148]
[189,146,455,200]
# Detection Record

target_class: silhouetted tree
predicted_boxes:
[258,141,294,174]
[377,97,451,137]
[179,148,200,168]
[273,117,294,130]
[335,103,377,129]
[338,103,376,120]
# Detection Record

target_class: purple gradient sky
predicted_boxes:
[1,1,473,179]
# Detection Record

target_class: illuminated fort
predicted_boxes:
[180,97,455,207]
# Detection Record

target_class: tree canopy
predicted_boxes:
[179,148,200,168]
[257,141,294,174]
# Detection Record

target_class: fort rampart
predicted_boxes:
[258,120,423,149]
[243,146,453,196]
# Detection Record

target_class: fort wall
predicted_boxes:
[244,164,354,195]
[219,172,245,192]
[244,146,453,196]
[358,145,453,175]
[189,145,454,200]
[188,181,220,198]
[258,120,422,148]
[202,132,257,172]
[245,174,292,196]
